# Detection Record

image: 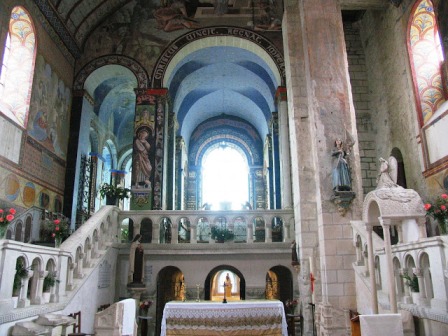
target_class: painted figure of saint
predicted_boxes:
[133,128,152,188]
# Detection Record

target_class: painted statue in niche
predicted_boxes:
[331,138,352,191]
[28,55,71,159]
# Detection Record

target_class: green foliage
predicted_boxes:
[121,227,129,242]
[401,273,419,292]
[41,218,70,242]
[210,226,234,242]
[13,259,28,295]
[98,183,131,200]
[43,272,58,292]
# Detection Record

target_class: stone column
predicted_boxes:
[247,222,254,243]
[400,268,412,304]
[67,262,76,291]
[381,218,398,313]
[413,267,426,303]
[365,223,378,314]
[50,271,59,303]
[417,217,427,240]
[31,270,47,305]
[172,222,179,244]
[18,270,33,308]
[84,243,92,268]
[265,224,272,243]
[190,222,197,244]
[75,253,85,279]
[276,87,292,209]
[92,235,99,258]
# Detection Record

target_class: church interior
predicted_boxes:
[1,0,448,335]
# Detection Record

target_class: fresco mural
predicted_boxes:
[0,167,62,211]
[28,55,71,160]
[79,0,283,71]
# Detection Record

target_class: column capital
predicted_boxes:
[275,87,287,102]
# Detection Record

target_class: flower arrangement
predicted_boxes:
[285,299,299,314]
[0,208,16,238]
[98,183,131,200]
[42,218,70,243]
[139,300,152,311]
[424,193,448,234]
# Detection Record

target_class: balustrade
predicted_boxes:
[0,206,293,322]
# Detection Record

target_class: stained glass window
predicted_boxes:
[408,0,445,125]
[0,6,36,128]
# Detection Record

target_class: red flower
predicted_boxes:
[0,218,3,222]
[442,205,447,211]
[52,233,56,237]
[441,194,448,200]
[424,203,432,211]
[6,214,14,221]
[0,209,3,214]
[55,226,60,231]
[54,219,60,225]
[9,208,16,215]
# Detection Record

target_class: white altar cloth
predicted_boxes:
[161,300,288,336]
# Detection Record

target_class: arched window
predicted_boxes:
[408,0,446,125]
[0,6,36,127]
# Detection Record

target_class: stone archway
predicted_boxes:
[151,26,285,88]
[204,265,246,301]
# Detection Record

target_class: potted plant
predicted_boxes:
[41,218,70,246]
[98,183,131,205]
[424,193,448,234]
[402,273,420,304]
[0,207,16,239]
[43,272,57,292]
[210,226,234,243]
[13,259,29,297]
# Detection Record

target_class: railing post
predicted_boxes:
[365,223,378,314]
[50,271,59,303]
[31,270,47,305]
[67,262,76,290]
[18,270,33,308]
[172,222,179,244]
[190,223,197,244]
[247,222,253,243]
[76,253,85,278]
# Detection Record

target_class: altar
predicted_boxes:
[161,300,288,336]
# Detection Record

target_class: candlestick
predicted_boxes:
[196,284,200,302]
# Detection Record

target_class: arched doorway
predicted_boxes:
[204,265,246,301]
[156,266,185,336]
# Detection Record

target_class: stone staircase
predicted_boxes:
[11,313,77,336]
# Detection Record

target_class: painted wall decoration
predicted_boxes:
[79,0,284,73]
[0,167,62,211]
[28,55,71,159]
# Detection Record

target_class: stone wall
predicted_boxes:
[0,0,75,212]
[356,2,429,196]
[344,20,377,196]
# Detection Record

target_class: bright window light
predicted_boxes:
[202,145,248,210]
